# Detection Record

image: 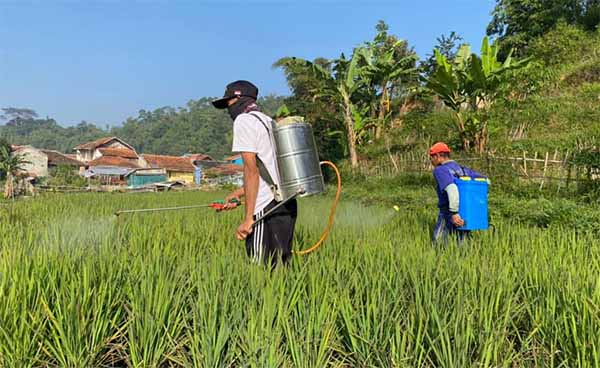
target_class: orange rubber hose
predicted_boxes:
[294,161,342,256]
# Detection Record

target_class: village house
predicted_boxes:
[125,168,168,188]
[11,145,48,177]
[142,154,200,184]
[42,150,84,174]
[194,159,243,187]
[75,137,146,184]
[74,137,145,169]
[10,145,83,178]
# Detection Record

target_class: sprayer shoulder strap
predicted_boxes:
[248,112,277,189]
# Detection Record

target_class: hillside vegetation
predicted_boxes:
[0,97,283,159]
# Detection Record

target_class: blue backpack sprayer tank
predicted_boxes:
[454,176,489,231]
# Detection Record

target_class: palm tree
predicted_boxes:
[0,146,31,199]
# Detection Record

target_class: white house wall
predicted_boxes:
[15,147,48,177]
[76,150,94,163]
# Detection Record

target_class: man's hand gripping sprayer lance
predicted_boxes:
[114,198,241,216]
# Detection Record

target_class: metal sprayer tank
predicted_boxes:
[273,117,325,201]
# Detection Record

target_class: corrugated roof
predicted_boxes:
[125,167,167,177]
[142,154,195,172]
[98,147,138,159]
[42,150,84,166]
[88,156,140,168]
[74,137,134,151]
[84,167,131,177]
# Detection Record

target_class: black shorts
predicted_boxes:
[246,199,297,265]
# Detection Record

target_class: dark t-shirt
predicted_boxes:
[433,160,485,213]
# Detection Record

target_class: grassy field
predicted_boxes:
[0,191,599,367]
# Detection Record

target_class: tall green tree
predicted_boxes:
[359,21,419,139]
[487,0,600,54]
[275,50,368,168]
[0,138,10,180]
[273,57,344,161]
[1,107,38,121]
[421,32,464,77]
[426,37,531,153]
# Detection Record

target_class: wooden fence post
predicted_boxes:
[540,152,549,190]
[523,151,528,178]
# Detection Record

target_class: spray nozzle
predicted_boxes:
[210,198,241,212]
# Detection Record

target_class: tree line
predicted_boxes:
[0,96,283,160]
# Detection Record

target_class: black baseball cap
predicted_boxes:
[212,80,259,109]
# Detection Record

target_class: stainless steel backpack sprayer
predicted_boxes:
[250,114,341,255]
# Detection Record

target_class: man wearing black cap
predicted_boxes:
[212,80,297,266]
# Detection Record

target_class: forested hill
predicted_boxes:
[0,96,284,159]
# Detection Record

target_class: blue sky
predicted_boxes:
[0,0,496,126]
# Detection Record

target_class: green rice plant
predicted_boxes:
[184,255,241,367]
[232,266,288,367]
[124,233,190,367]
[0,191,598,367]
[39,245,126,367]
[0,249,48,367]
[281,262,340,368]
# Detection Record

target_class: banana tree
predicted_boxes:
[275,49,370,169]
[426,36,530,152]
[0,146,31,199]
[358,43,419,139]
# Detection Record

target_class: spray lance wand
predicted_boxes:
[113,193,302,227]
[114,198,242,216]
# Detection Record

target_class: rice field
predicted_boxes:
[0,191,599,367]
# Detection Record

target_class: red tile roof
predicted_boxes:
[224,154,242,161]
[41,150,84,167]
[143,154,195,172]
[206,163,244,176]
[74,137,134,151]
[187,153,214,161]
[98,147,138,159]
[88,156,140,168]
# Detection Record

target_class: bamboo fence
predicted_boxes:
[357,150,598,191]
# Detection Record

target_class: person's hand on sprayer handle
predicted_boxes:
[224,188,253,240]
[451,213,465,227]
[224,188,244,210]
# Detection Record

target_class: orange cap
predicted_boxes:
[429,142,451,156]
